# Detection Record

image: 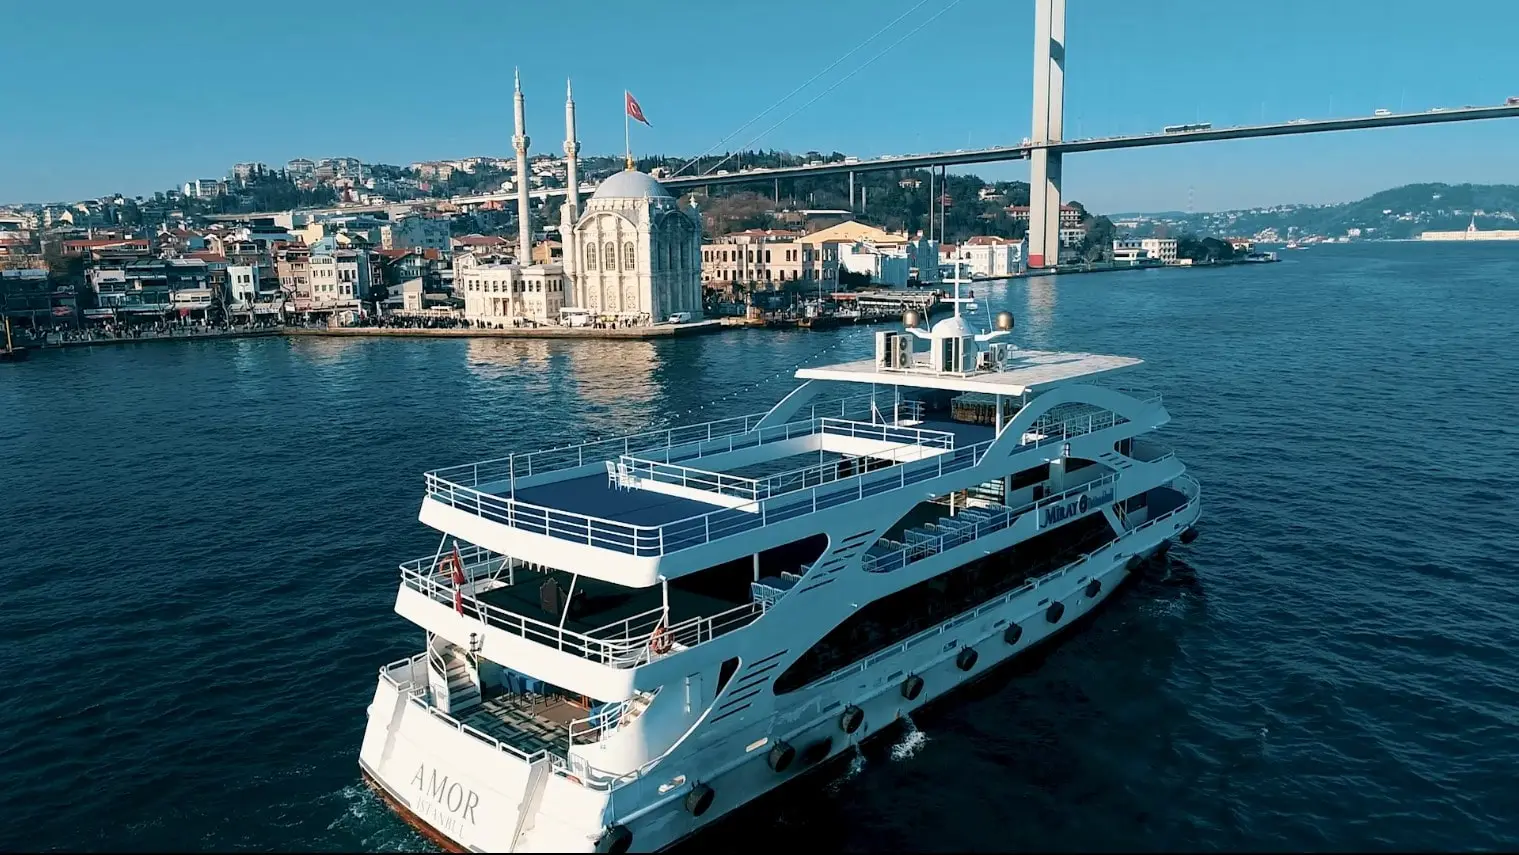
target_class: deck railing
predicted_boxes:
[400,564,662,665]
[379,654,563,768]
[422,399,1137,558]
[818,476,1200,688]
[862,474,1120,573]
[423,394,894,493]
[400,560,765,667]
[617,418,955,503]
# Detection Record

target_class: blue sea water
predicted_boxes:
[2,242,1518,852]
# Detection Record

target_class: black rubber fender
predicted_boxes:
[1046,601,1066,623]
[956,646,979,671]
[839,705,864,734]
[767,740,795,773]
[1003,623,1024,645]
[901,674,924,701]
[684,783,715,817]
[1085,578,1102,598]
[1126,554,1144,572]
[1180,526,1199,544]
[800,736,832,765]
[595,824,633,854]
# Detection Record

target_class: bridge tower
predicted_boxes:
[1028,0,1066,269]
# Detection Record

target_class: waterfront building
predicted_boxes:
[308,244,377,312]
[1112,238,1178,264]
[275,245,313,312]
[837,241,912,287]
[455,251,567,326]
[562,171,703,323]
[547,76,702,323]
[1419,215,1519,241]
[0,268,68,331]
[953,236,1026,277]
[226,264,259,310]
[701,230,818,287]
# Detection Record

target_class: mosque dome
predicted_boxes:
[591,170,673,200]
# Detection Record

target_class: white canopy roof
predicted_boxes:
[795,348,1142,396]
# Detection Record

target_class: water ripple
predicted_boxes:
[2,243,1518,851]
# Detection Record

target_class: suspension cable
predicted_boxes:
[667,0,936,179]
[699,0,967,177]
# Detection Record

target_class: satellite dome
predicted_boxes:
[591,171,673,200]
[930,314,975,339]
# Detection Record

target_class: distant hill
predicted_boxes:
[1119,183,1519,240]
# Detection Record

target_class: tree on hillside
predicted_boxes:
[1176,234,1237,262]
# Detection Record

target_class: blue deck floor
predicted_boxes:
[510,475,727,526]
[918,417,996,447]
[476,418,997,536]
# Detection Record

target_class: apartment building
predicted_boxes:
[701,230,830,289]
[380,215,451,253]
[275,245,313,310]
[1005,204,1082,228]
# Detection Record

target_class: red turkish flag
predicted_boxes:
[625,91,651,126]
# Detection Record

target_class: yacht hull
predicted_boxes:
[360,499,1197,853]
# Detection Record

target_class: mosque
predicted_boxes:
[456,75,705,327]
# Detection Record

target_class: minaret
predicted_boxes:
[564,79,580,220]
[561,79,580,290]
[513,68,533,264]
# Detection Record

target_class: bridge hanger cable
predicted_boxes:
[629,334,870,436]
[698,0,967,177]
[666,0,936,180]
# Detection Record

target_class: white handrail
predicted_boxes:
[862,474,1119,573]
[423,406,1134,557]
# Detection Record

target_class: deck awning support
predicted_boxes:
[558,572,579,629]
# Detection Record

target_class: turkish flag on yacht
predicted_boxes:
[625,91,651,126]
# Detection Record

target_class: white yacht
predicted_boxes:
[358,294,1203,853]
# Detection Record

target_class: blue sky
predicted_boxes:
[4,0,1517,212]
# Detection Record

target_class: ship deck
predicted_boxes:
[472,567,747,637]
[483,416,994,521]
[796,349,1142,395]
[510,476,724,525]
[460,694,585,758]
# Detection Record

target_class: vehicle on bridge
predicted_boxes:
[1162,122,1212,134]
[1507,96,1519,106]
[1373,108,1391,116]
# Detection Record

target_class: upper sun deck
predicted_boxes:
[420,307,1157,580]
[796,347,1143,396]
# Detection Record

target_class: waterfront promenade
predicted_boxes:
[26,319,728,350]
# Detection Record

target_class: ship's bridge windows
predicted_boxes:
[1065,457,1098,476]
[772,513,1118,695]
[1009,463,1048,492]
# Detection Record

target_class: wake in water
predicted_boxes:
[825,745,867,794]
[890,714,928,762]
[326,783,430,852]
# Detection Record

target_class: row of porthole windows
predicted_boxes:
[585,241,637,273]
